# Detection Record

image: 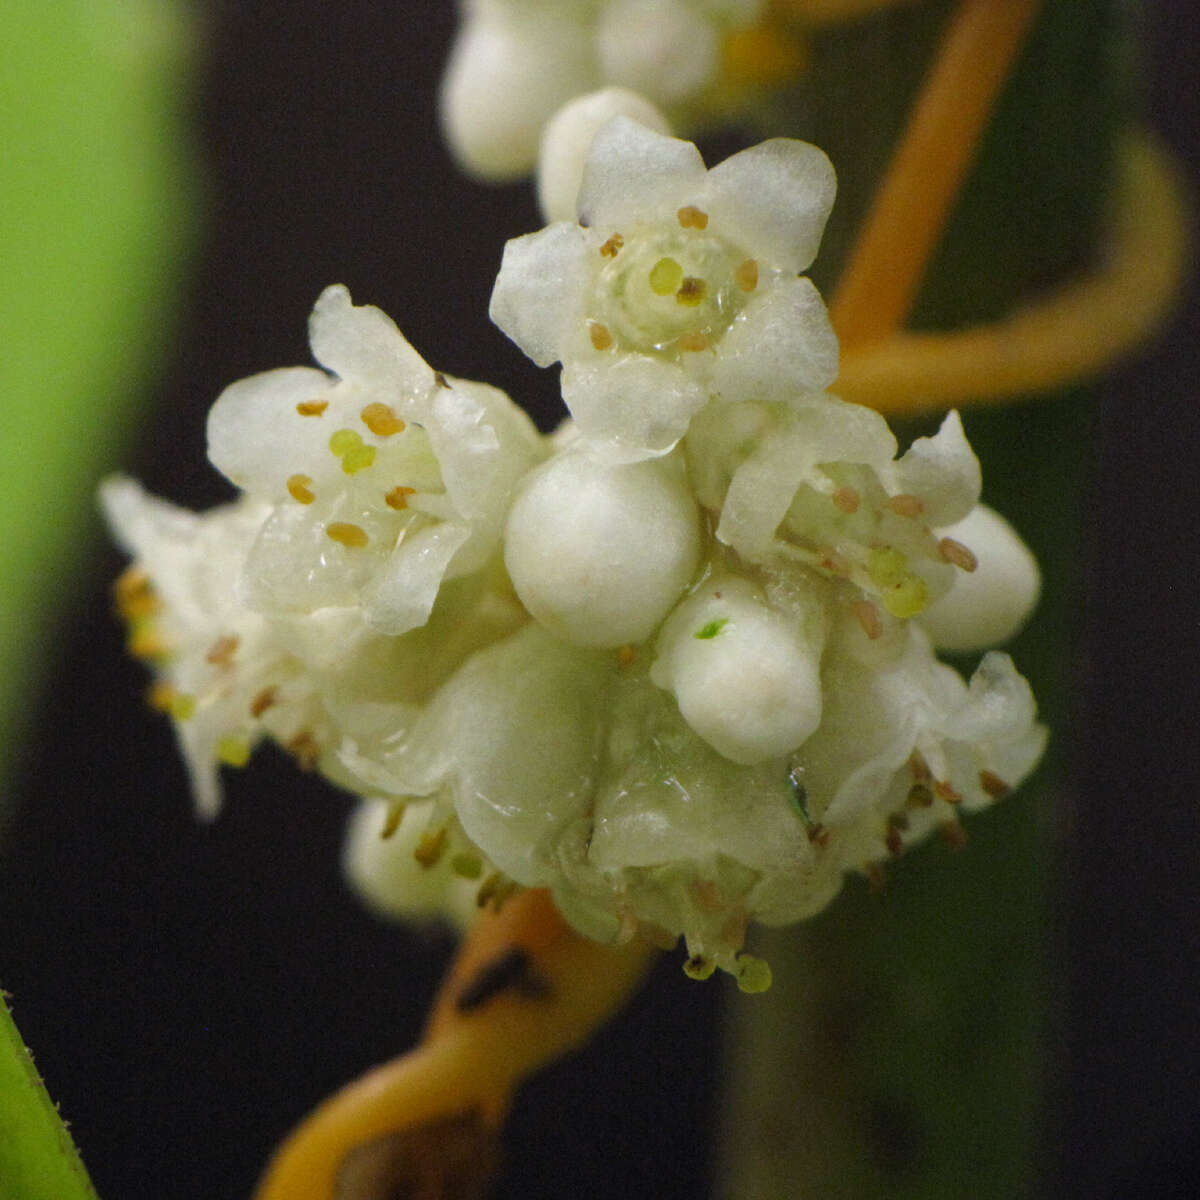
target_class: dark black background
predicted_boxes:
[2,3,1197,1198]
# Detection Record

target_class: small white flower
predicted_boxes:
[491,117,838,459]
[442,0,765,179]
[101,477,330,817]
[207,285,543,635]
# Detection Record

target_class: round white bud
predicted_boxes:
[504,450,701,647]
[651,576,824,764]
[537,88,671,223]
[919,504,1041,652]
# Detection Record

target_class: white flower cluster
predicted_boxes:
[442,0,766,178]
[106,117,1044,987]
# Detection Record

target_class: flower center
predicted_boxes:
[590,222,754,355]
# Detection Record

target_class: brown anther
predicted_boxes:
[413,826,448,868]
[249,686,278,717]
[886,493,924,518]
[433,371,450,389]
[361,402,406,437]
[853,599,883,640]
[833,486,860,514]
[864,862,888,892]
[296,399,328,417]
[940,820,968,851]
[617,644,636,667]
[588,321,614,351]
[287,474,315,504]
[146,680,177,712]
[906,783,935,808]
[677,331,709,353]
[326,522,369,548]
[599,233,624,258]
[806,823,830,848]
[205,634,240,666]
[287,731,320,771]
[939,536,978,572]
[735,258,758,291]
[675,276,707,306]
[934,779,963,805]
[909,751,932,782]
[885,826,904,857]
[384,485,417,510]
[979,769,1011,799]
[677,205,708,229]
[476,873,519,912]
[380,803,406,840]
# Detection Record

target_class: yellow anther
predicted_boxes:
[939,536,978,572]
[588,321,614,351]
[296,399,328,417]
[675,276,707,306]
[127,622,168,662]
[217,736,252,768]
[649,257,684,296]
[833,486,860,514]
[677,205,708,230]
[879,575,929,619]
[414,827,448,868]
[114,567,158,620]
[678,332,709,352]
[340,443,377,475]
[326,522,369,548]
[168,693,196,721]
[287,474,315,504]
[735,258,759,292]
[205,634,240,665]
[867,546,908,588]
[885,493,924,517]
[287,731,320,771]
[361,402,406,437]
[599,233,624,259]
[384,484,418,510]
[329,428,363,457]
[146,680,177,712]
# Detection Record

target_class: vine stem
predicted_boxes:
[829,0,1041,351]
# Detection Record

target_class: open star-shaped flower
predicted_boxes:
[207,285,542,634]
[490,116,839,460]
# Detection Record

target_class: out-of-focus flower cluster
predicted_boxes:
[106,116,1043,987]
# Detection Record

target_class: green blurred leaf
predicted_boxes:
[0,0,196,801]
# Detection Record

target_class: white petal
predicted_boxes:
[700,139,836,272]
[206,366,333,498]
[537,87,671,223]
[577,115,706,229]
[362,522,472,635]
[596,0,719,106]
[308,284,431,394]
[711,277,839,402]
[489,223,591,367]
[896,409,981,526]
[562,350,707,461]
[918,505,1041,652]
[440,7,598,180]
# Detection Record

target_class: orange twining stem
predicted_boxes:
[254,889,653,1200]
[830,0,1042,351]
[835,130,1190,414]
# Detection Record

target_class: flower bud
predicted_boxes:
[504,450,701,646]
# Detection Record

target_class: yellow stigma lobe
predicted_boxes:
[649,257,683,296]
[217,736,251,768]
